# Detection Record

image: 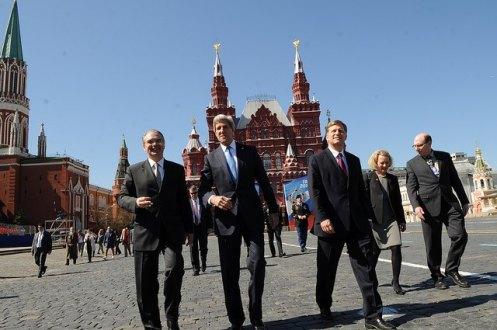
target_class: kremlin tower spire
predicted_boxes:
[206,43,236,151]
[0,0,29,155]
[291,39,310,103]
[111,135,130,219]
[287,40,322,168]
[37,123,46,157]
[211,43,228,108]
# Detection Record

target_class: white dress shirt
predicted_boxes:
[148,158,165,180]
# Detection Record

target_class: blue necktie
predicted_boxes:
[226,146,238,182]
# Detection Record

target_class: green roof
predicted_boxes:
[1,1,23,60]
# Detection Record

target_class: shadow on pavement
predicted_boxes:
[0,270,90,279]
[0,295,19,299]
[264,310,364,329]
[391,293,497,326]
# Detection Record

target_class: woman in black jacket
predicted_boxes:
[364,150,407,295]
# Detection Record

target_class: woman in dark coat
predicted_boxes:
[364,150,407,294]
[65,227,79,265]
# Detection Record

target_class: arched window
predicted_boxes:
[275,152,282,170]
[263,153,271,170]
[480,179,485,189]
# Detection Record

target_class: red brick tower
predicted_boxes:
[182,120,207,185]
[0,1,29,156]
[206,44,236,152]
[111,136,129,219]
[286,40,322,168]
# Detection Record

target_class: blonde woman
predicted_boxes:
[364,150,407,295]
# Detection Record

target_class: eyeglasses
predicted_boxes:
[412,142,426,149]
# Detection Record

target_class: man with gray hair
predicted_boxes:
[199,114,279,329]
[119,129,193,330]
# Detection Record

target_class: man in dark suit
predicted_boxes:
[198,114,279,330]
[309,120,394,330]
[188,184,211,276]
[406,132,470,290]
[31,223,52,278]
[118,129,193,330]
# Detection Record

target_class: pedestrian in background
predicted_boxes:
[84,230,93,263]
[291,195,311,253]
[65,227,78,265]
[364,150,407,295]
[31,223,52,278]
[96,229,105,254]
[104,227,116,260]
[77,229,84,257]
[264,202,285,258]
[121,227,132,257]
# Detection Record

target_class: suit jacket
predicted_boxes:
[406,150,469,218]
[198,142,278,236]
[118,159,193,251]
[308,149,373,238]
[363,171,406,225]
[191,197,212,232]
[31,231,52,254]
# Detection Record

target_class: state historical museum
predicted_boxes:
[182,41,324,206]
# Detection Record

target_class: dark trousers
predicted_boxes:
[123,242,132,257]
[34,248,47,275]
[86,243,92,262]
[422,203,468,279]
[218,228,265,326]
[190,224,208,271]
[266,224,283,256]
[316,234,382,320]
[296,220,308,249]
[134,246,184,329]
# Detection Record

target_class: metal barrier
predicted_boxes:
[45,219,74,245]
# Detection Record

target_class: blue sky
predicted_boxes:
[5,1,497,188]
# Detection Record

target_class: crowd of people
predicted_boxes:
[62,226,133,266]
[30,116,472,330]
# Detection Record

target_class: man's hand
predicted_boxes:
[136,196,153,208]
[462,203,470,216]
[211,195,233,210]
[399,223,406,232]
[414,206,425,221]
[270,213,279,230]
[185,233,193,246]
[320,219,335,234]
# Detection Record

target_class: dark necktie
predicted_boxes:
[336,153,348,176]
[154,163,162,189]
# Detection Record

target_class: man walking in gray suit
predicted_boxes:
[406,132,470,290]
[198,114,279,330]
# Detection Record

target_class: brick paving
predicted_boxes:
[1,218,496,329]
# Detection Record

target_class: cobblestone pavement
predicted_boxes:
[1,218,496,329]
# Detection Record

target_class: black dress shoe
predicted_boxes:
[434,278,448,290]
[446,271,470,288]
[319,308,333,321]
[391,281,406,295]
[365,317,396,329]
[193,269,200,276]
[279,252,286,257]
[37,273,42,278]
[201,264,207,272]
[166,319,180,330]
[253,321,266,329]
